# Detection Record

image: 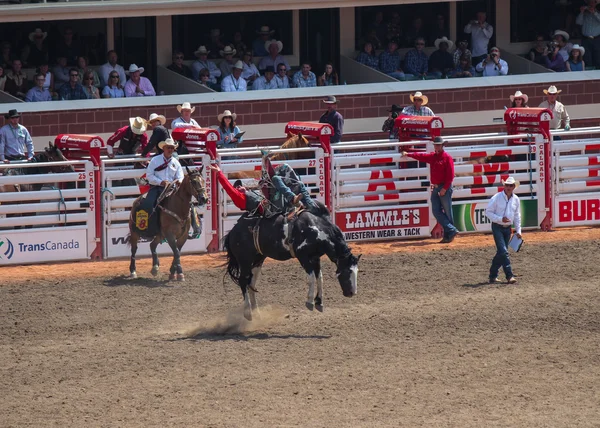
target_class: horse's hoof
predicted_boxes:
[177,274,185,282]
[130,272,137,279]
[244,309,253,321]
[305,302,315,311]
[169,273,176,281]
[316,304,324,313]
[151,266,159,277]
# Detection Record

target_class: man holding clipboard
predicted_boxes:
[485,177,522,284]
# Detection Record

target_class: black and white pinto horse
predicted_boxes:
[224,203,361,321]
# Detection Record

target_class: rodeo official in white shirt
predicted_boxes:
[146,138,184,201]
[485,176,522,284]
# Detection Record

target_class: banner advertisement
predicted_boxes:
[556,197,600,226]
[0,228,88,265]
[452,199,539,232]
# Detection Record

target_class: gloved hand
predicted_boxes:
[564,125,571,131]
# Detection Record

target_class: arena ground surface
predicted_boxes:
[1,227,599,427]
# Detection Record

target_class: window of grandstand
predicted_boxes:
[355,3,451,50]
[510,0,581,42]
[172,11,294,59]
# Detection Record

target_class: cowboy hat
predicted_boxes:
[126,64,144,75]
[29,28,47,42]
[194,45,210,57]
[4,109,20,119]
[409,91,429,105]
[177,102,196,113]
[264,39,283,54]
[323,95,338,104]
[571,43,585,56]
[219,45,237,57]
[218,110,237,122]
[129,117,148,135]
[434,37,454,50]
[509,90,529,104]
[388,104,403,113]
[148,113,166,126]
[543,85,562,95]
[257,25,275,35]
[158,138,179,150]
[553,30,570,41]
[262,65,275,74]
[233,60,244,70]
[502,176,520,187]
[432,136,446,145]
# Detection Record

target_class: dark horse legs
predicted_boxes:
[150,238,160,277]
[129,232,139,278]
[167,234,185,281]
[240,258,265,321]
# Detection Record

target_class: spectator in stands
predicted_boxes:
[124,64,156,97]
[1,42,14,70]
[22,28,49,68]
[54,27,80,66]
[464,11,493,66]
[258,40,290,72]
[53,55,70,91]
[539,85,570,130]
[106,117,149,158]
[99,50,126,88]
[379,40,406,80]
[552,30,573,61]
[221,61,247,92]
[293,62,317,88]
[216,110,243,149]
[576,0,600,68]
[566,44,586,71]
[429,37,454,79]
[25,72,51,102]
[198,68,220,91]
[453,39,471,67]
[0,109,34,163]
[402,92,435,116]
[404,17,427,48]
[273,64,291,89]
[167,51,193,79]
[37,61,54,93]
[509,91,529,108]
[404,37,429,79]
[219,45,237,78]
[476,47,509,76]
[319,96,344,143]
[0,66,6,92]
[253,26,275,56]
[207,29,226,59]
[58,68,87,100]
[77,56,101,88]
[192,46,220,83]
[241,51,260,88]
[318,63,339,86]
[102,71,125,98]
[253,66,277,90]
[429,14,449,45]
[451,55,476,78]
[232,31,248,57]
[82,70,100,99]
[529,34,547,65]
[543,42,566,72]
[356,42,379,70]
[4,59,28,99]
[171,102,200,129]
[142,113,169,156]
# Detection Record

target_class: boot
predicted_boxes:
[189,205,202,239]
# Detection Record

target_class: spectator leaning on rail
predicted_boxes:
[402,91,435,116]
[273,63,291,89]
[293,62,317,88]
[167,51,193,79]
[221,61,247,92]
[258,40,290,74]
[318,96,344,144]
[464,11,493,66]
[106,117,149,158]
[0,109,34,163]
[404,37,429,79]
[475,47,508,76]
[566,44,586,71]
[191,46,221,83]
[576,0,600,68]
[216,110,244,149]
[59,68,88,100]
[509,90,529,108]
[428,37,455,79]
[171,102,201,129]
[402,137,459,243]
[124,64,156,97]
[485,176,521,284]
[25,73,52,102]
[99,50,127,88]
[538,85,570,131]
[253,66,277,90]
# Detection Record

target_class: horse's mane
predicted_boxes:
[270,133,310,161]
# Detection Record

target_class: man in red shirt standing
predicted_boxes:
[402,136,458,243]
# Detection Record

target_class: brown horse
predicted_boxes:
[128,166,208,281]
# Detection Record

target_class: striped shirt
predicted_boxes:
[401,105,435,116]
[576,9,600,37]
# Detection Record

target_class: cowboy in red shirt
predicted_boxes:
[403,136,459,243]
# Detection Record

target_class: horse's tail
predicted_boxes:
[223,232,241,286]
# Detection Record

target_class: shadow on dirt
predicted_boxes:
[104,275,174,288]
[179,332,332,342]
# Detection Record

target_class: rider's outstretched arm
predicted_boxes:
[214,169,248,210]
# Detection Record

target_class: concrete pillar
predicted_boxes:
[106,18,114,51]
[156,15,172,66]
[495,0,510,48]
[449,2,457,43]
[339,7,356,57]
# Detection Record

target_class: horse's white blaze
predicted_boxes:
[309,225,333,247]
[306,272,316,305]
[350,265,358,295]
[297,239,308,250]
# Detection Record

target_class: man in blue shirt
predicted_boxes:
[59,68,88,100]
[25,73,52,102]
[404,37,429,79]
[576,0,600,68]
[378,40,407,81]
[293,62,317,88]
[0,109,34,163]
[319,96,344,144]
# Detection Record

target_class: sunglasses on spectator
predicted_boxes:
[110,75,118,78]
[504,184,515,187]
[414,98,423,102]
[70,74,79,77]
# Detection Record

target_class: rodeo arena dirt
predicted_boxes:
[2,112,600,427]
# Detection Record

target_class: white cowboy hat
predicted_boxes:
[148,113,166,126]
[158,138,179,150]
[264,39,283,54]
[509,90,529,104]
[502,176,520,187]
[543,85,562,95]
[194,45,210,57]
[233,60,244,70]
[409,91,429,106]
[126,64,144,75]
[434,37,453,50]
[29,28,47,42]
[129,117,148,135]
[219,45,237,57]
[257,25,275,35]
[571,43,585,56]
[553,30,570,41]
[218,110,237,122]
[177,102,196,113]
[323,95,338,104]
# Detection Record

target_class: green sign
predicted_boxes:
[452,199,538,232]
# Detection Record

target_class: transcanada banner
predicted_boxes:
[0,228,88,265]
[452,199,539,232]
[335,207,430,241]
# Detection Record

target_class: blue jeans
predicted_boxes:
[431,185,458,238]
[490,223,514,280]
[271,176,315,209]
[387,71,412,81]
